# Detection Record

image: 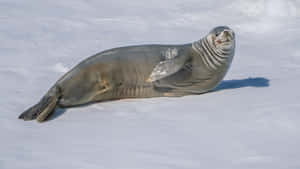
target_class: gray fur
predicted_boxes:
[19,26,235,122]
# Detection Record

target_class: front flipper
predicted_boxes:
[147,48,190,82]
[147,60,184,82]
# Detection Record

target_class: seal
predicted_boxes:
[19,26,235,122]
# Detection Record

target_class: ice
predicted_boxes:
[1,0,300,169]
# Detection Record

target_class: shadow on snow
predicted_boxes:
[215,77,270,91]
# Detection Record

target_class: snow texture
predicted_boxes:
[1,0,300,169]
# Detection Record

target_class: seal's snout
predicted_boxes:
[223,29,234,41]
[223,29,232,38]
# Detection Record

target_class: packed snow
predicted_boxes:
[1,0,300,169]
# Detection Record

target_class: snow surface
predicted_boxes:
[1,0,300,169]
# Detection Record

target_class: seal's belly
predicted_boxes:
[96,59,163,100]
[111,85,161,99]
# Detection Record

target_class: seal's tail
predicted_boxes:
[18,86,61,122]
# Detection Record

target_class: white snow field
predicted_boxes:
[1,0,300,168]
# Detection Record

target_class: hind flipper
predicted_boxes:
[36,94,59,122]
[18,103,41,121]
[19,86,61,122]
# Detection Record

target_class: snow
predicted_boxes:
[1,0,300,169]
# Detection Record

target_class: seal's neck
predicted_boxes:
[192,38,233,71]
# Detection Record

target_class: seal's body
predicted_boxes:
[57,44,187,106]
[19,26,235,122]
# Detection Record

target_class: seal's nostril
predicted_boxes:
[223,30,231,36]
[223,29,233,39]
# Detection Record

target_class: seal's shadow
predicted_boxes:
[47,77,270,121]
[47,108,66,122]
[215,77,270,91]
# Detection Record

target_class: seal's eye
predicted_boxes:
[215,32,220,36]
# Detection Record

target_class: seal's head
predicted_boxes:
[206,26,235,51]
